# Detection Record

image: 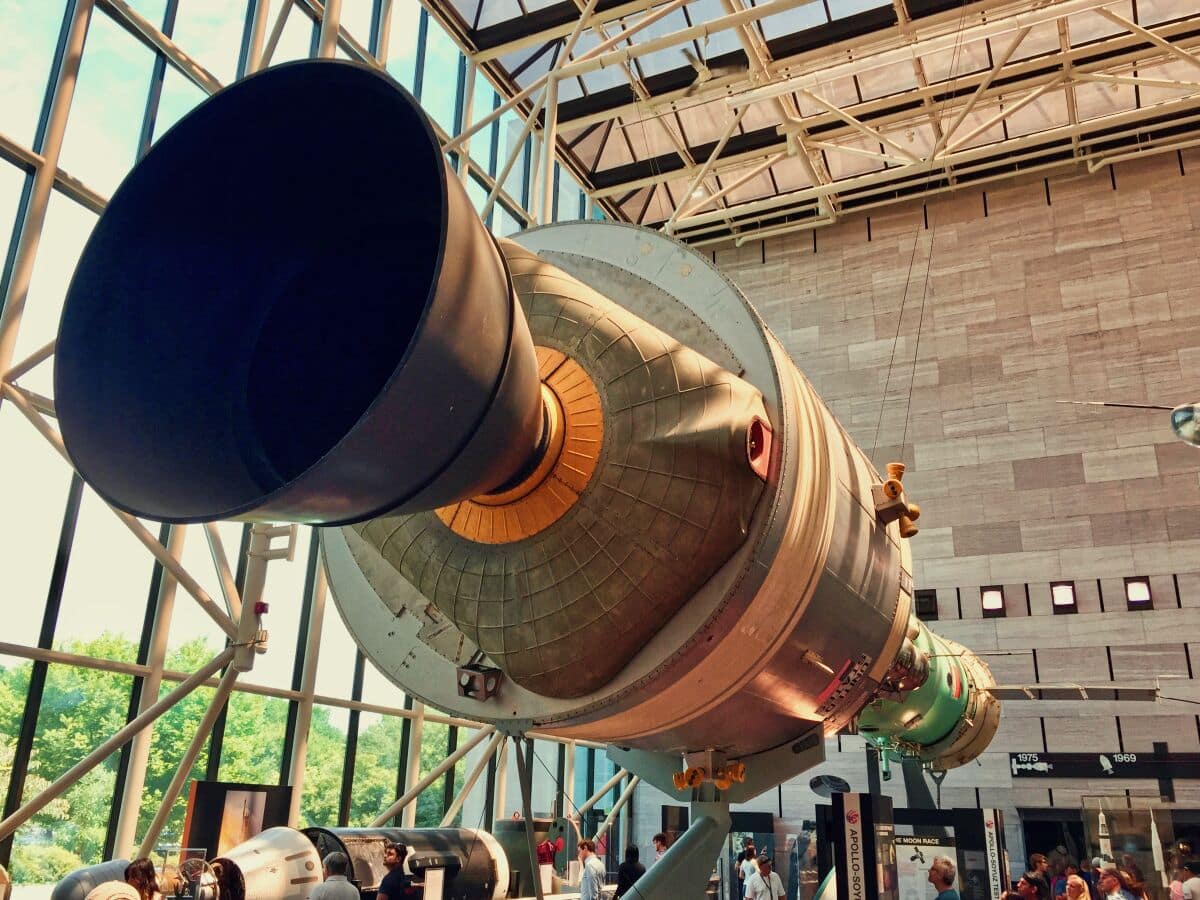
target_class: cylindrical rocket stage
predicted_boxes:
[53,59,998,770]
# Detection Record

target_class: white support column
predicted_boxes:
[458,62,478,187]
[287,561,327,827]
[400,701,426,828]
[493,737,509,824]
[136,664,241,856]
[376,0,394,63]
[318,0,343,59]
[204,523,241,620]
[261,0,296,70]
[593,775,639,843]
[564,740,576,814]
[112,525,187,859]
[243,0,272,75]
[513,738,546,900]
[540,75,559,225]
[577,768,629,817]
[528,132,543,225]
[0,0,94,385]
[440,731,506,826]
[373,725,496,826]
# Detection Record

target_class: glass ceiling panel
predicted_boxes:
[723,167,777,203]
[687,0,744,57]
[626,8,695,77]
[856,62,918,101]
[421,0,1200,241]
[1004,88,1069,137]
[476,0,523,28]
[921,37,991,84]
[597,123,638,169]
[642,184,675,222]
[757,0,826,42]
[674,99,732,146]
[1138,59,1200,108]
[1137,0,1189,26]
[823,137,886,178]
[1066,1,1133,45]
[827,0,890,17]
[1075,81,1138,121]
[796,76,859,116]
[1008,21,1064,61]
[950,108,1006,150]
[770,154,814,191]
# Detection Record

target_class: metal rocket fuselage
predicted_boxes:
[52,59,998,772]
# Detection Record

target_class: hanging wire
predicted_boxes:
[870,0,974,463]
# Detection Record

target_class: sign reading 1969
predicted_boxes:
[1009,752,1200,779]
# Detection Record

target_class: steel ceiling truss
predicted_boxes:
[431,0,1200,244]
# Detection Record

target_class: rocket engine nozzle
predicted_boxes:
[55,60,543,525]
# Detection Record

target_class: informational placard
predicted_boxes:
[981,810,1005,900]
[1009,752,1199,778]
[834,793,895,900]
[422,868,445,900]
[895,837,957,900]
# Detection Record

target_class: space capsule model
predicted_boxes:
[53,59,998,896]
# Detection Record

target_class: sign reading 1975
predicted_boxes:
[1009,752,1200,779]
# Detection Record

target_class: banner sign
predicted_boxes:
[981,810,1004,900]
[895,837,957,900]
[1009,752,1200,779]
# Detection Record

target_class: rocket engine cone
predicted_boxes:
[55,60,542,524]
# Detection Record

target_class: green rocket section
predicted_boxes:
[857,620,999,776]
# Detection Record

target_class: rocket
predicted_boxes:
[53,58,999,845]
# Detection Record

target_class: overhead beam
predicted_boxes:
[558,15,1200,132]
[673,90,1200,230]
[588,31,1200,198]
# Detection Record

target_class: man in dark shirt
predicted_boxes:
[615,846,646,898]
[377,841,409,900]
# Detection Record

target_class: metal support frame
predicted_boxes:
[576,766,629,817]
[440,730,506,826]
[1096,8,1200,74]
[137,664,241,856]
[592,774,639,843]
[0,0,614,866]
[0,0,94,387]
[399,701,426,828]
[512,737,546,900]
[286,557,327,825]
[371,724,495,826]
[317,0,342,59]
[110,526,186,858]
[492,736,509,823]
[0,646,235,842]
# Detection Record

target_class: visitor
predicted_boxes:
[309,852,358,900]
[615,845,645,898]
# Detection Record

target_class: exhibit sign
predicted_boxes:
[1008,752,1199,778]
[981,810,1005,900]
[895,837,956,900]
[833,793,896,900]
[843,794,867,900]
